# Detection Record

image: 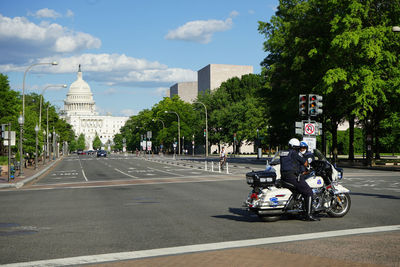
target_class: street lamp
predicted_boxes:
[43,130,46,165]
[22,61,58,119]
[392,26,400,32]
[53,128,56,160]
[39,84,67,130]
[193,101,208,157]
[21,61,58,173]
[165,111,181,155]
[35,124,39,170]
[18,114,24,176]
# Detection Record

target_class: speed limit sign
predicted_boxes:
[304,123,316,135]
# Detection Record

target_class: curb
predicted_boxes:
[0,157,62,189]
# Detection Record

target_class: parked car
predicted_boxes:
[77,150,86,155]
[97,150,107,157]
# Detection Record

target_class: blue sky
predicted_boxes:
[0,0,278,116]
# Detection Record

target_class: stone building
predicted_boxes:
[169,82,197,103]
[61,66,129,150]
[198,64,253,94]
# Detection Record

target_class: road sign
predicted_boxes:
[147,141,152,151]
[302,136,316,151]
[304,123,316,135]
[3,131,16,146]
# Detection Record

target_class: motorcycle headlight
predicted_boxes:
[337,171,343,180]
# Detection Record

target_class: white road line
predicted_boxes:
[114,168,138,178]
[78,158,88,182]
[4,225,400,267]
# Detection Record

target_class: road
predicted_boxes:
[0,153,399,265]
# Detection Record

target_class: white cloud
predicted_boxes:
[0,14,101,63]
[66,9,74,18]
[165,17,233,44]
[120,109,136,116]
[230,10,239,18]
[155,87,169,97]
[28,8,62,19]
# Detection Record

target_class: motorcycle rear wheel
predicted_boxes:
[258,215,280,222]
[327,193,351,217]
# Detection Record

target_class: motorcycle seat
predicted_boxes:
[281,180,299,193]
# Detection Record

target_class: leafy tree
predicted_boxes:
[92,134,102,150]
[258,0,400,157]
[77,133,86,150]
[0,74,21,155]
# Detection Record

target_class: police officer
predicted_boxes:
[280,138,319,221]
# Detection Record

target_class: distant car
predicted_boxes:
[87,150,95,155]
[97,150,107,157]
[77,150,86,155]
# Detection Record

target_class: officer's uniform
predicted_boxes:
[280,149,313,198]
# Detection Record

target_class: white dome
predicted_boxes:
[67,67,92,95]
[63,65,97,116]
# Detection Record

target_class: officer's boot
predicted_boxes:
[305,196,320,221]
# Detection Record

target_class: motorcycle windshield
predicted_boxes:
[313,149,328,162]
[268,151,281,166]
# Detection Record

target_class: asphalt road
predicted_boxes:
[0,154,399,265]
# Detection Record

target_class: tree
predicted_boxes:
[77,134,86,150]
[92,134,102,150]
[258,0,400,157]
[0,74,21,155]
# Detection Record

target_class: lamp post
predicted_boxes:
[22,62,58,119]
[18,114,24,176]
[165,111,180,155]
[47,106,50,161]
[193,101,208,157]
[34,124,39,170]
[392,26,400,32]
[20,62,57,171]
[53,128,56,160]
[43,130,46,164]
[39,84,67,130]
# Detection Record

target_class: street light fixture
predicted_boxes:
[193,101,208,157]
[35,124,39,170]
[39,84,67,130]
[18,114,24,176]
[392,26,400,32]
[165,111,181,155]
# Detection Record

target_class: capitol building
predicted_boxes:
[61,66,129,150]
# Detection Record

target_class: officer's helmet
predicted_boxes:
[288,138,300,148]
[300,141,308,149]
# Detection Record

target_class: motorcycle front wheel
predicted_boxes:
[327,193,351,217]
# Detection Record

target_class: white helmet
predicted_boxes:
[288,138,300,148]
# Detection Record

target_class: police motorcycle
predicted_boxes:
[244,149,351,222]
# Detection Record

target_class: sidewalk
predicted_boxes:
[0,157,61,189]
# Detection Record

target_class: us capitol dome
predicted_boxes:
[61,65,129,150]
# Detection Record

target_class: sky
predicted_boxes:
[0,0,278,117]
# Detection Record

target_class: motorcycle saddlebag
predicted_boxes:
[245,170,277,187]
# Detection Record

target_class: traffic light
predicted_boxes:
[204,129,206,137]
[308,94,323,116]
[299,94,307,116]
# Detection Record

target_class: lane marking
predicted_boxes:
[78,158,88,182]
[4,225,400,267]
[114,168,138,179]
